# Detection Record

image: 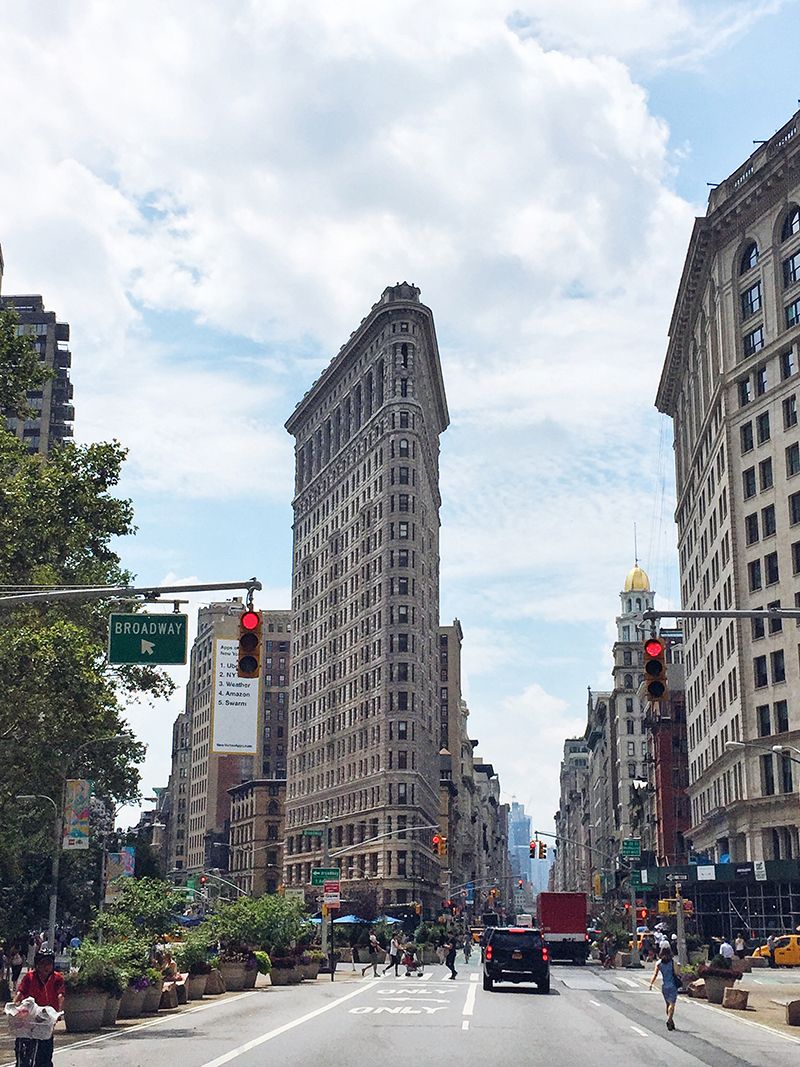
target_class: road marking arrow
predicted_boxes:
[141,639,155,655]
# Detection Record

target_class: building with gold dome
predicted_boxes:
[553,564,688,897]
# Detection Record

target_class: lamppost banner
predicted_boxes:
[63,779,92,850]
[105,846,135,903]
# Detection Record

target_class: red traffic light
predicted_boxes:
[241,610,260,631]
[432,834,441,847]
[644,639,663,658]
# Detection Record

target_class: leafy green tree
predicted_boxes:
[0,307,174,937]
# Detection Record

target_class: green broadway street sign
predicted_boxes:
[622,838,641,858]
[311,867,340,886]
[108,613,188,665]
[302,828,323,836]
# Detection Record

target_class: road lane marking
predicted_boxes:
[198,984,371,1067]
[462,983,477,1017]
[615,977,638,988]
[462,1020,469,1030]
[589,1000,601,1006]
[630,1026,648,1037]
[470,973,479,982]
[38,991,259,1062]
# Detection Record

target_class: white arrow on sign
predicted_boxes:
[141,639,155,655]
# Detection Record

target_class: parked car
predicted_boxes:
[482,926,550,993]
[752,935,800,966]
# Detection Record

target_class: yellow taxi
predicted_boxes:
[752,934,800,966]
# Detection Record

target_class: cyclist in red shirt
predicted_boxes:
[13,952,64,1067]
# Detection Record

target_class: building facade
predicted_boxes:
[228,777,287,896]
[0,254,75,455]
[284,282,449,914]
[657,109,800,864]
[166,601,291,880]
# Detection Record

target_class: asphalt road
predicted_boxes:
[31,962,800,1067]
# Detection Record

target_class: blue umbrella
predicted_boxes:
[378,915,403,924]
[332,915,368,924]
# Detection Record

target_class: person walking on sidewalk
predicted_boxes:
[444,939,458,980]
[383,934,401,976]
[649,945,681,1031]
[362,932,380,977]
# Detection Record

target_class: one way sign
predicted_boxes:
[108,613,188,665]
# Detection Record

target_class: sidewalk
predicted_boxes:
[688,971,800,1040]
[0,971,361,1064]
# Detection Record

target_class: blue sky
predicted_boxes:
[1,0,798,833]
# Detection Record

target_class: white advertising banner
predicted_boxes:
[212,639,259,754]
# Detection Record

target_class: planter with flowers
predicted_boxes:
[297,952,323,981]
[141,967,164,1013]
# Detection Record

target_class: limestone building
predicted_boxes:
[284,283,449,914]
[657,110,800,863]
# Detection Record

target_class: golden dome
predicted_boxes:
[624,565,650,592]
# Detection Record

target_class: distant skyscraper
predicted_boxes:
[284,283,449,913]
[0,252,74,454]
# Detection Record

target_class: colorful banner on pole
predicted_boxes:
[105,846,135,903]
[62,779,92,850]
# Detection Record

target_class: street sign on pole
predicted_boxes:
[311,867,341,886]
[302,828,323,836]
[622,838,641,859]
[108,613,188,664]
[323,880,341,906]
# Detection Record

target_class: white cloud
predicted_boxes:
[509,0,784,68]
[468,683,585,832]
[0,0,740,831]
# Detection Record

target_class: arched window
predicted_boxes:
[740,242,759,275]
[782,207,800,242]
[636,598,642,611]
[624,673,634,690]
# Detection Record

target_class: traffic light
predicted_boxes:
[238,609,262,678]
[636,908,648,921]
[643,637,668,702]
[438,836,448,857]
[538,841,547,860]
[518,878,523,889]
[530,841,536,858]
[200,875,207,885]
[432,833,442,853]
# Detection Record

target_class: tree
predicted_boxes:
[0,307,174,936]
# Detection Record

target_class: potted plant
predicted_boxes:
[63,971,109,1034]
[140,967,164,1013]
[698,957,740,1004]
[174,933,213,1000]
[268,954,302,985]
[296,951,323,981]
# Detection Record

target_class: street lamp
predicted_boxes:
[16,731,136,951]
[16,795,60,951]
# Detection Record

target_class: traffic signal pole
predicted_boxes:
[0,579,262,607]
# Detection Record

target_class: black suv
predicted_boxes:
[482,927,550,993]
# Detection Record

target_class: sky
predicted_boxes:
[1,0,799,838]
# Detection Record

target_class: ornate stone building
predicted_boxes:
[657,109,800,863]
[284,283,449,914]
